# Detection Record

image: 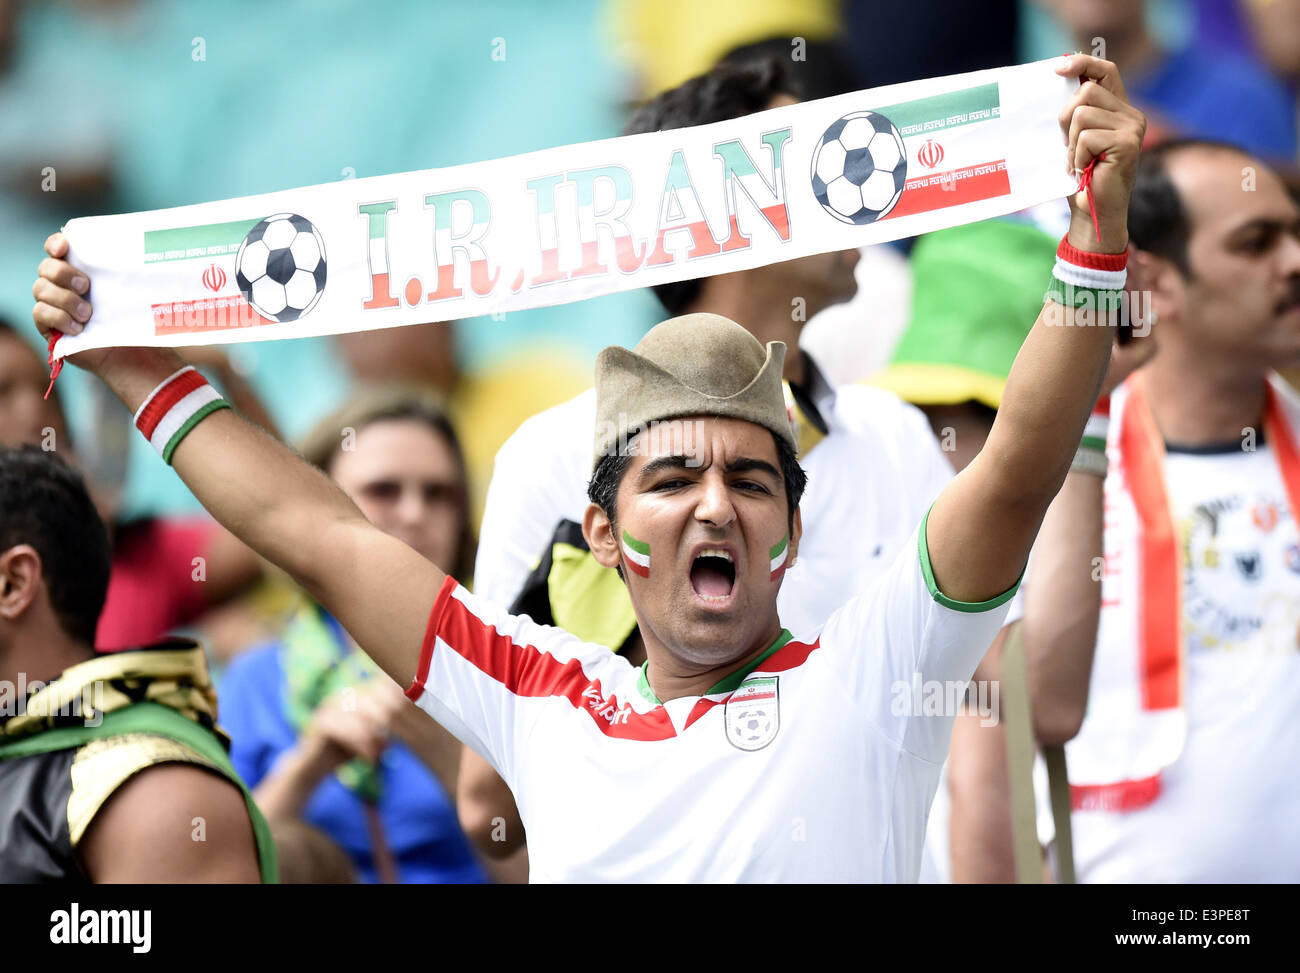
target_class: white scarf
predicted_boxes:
[52,59,1075,360]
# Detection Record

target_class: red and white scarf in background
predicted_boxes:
[1067,372,1300,811]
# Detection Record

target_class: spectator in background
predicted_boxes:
[1050,0,1297,161]
[0,320,266,649]
[219,387,486,884]
[1025,140,1300,882]
[0,445,273,883]
[717,35,865,100]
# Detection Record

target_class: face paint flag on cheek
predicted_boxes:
[621,530,651,578]
[769,536,789,582]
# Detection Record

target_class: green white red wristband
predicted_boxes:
[1049,236,1127,310]
[133,366,230,465]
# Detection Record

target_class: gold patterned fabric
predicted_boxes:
[67,733,219,846]
[0,642,278,882]
[0,640,222,744]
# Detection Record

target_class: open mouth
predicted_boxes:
[690,549,737,603]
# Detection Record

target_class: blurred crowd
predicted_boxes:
[2,0,1299,883]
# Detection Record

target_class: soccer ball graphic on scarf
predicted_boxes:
[235,213,328,322]
[810,111,908,225]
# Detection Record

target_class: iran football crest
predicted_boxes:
[725,675,779,751]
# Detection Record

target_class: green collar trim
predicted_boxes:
[636,628,794,706]
[918,505,1022,612]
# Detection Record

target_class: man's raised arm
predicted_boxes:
[31,253,439,690]
[925,55,1146,603]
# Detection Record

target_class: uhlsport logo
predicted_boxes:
[725,675,779,751]
[917,139,944,169]
[235,213,328,322]
[810,110,907,225]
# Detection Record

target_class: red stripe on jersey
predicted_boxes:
[683,696,723,730]
[679,638,820,730]
[410,578,676,741]
[755,636,820,673]
[406,575,458,702]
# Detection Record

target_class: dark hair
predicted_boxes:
[587,427,807,529]
[718,37,865,102]
[1128,137,1254,279]
[622,55,800,316]
[0,445,110,644]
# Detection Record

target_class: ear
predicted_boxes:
[0,545,44,622]
[1132,249,1183,325]
[582,503,622,570]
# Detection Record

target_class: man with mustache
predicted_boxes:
[31,54,1144,881]
[1022,138,1300,882]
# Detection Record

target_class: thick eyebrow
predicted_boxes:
[636,454,782,483]
[1225,215,1300,242]
[722,457,782,481]
[636,455,697,482]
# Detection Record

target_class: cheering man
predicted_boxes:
[461,54,952,862]
[31,54,1144,881]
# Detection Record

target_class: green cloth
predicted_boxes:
[281,602,385,803]
[0,701,278,884]
[870,218,1058,409]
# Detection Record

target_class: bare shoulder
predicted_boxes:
[79,762,262,883]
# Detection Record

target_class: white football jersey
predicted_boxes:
[408,523,1014,882]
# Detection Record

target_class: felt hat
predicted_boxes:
[593,312,794,468]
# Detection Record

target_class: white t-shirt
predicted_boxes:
[1070,441,1300,882]
[409,524,1014,882]
[474,371,953,640]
